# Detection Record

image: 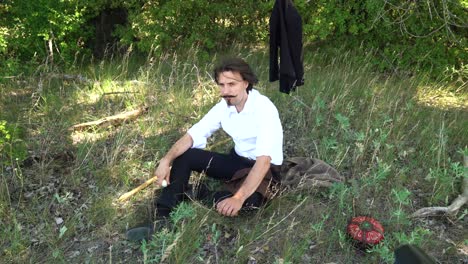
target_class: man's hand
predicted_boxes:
[153,133,194,187]
[154,158,171,186]
[216,196,244,217]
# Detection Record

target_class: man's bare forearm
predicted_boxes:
[160,133,194,165]
[232,156,271,202]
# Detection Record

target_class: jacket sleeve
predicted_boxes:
[269,0,280,82]
[286,5,304,87]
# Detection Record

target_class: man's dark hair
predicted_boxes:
[213,58,258,93]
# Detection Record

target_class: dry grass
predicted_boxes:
[0,47,467,263]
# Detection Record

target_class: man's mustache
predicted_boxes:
[221,95,236,99]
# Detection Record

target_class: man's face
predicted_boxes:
[217,71,249,108]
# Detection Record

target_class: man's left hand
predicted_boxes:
[216,196,243,217]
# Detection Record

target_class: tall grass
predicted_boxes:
[0,46,466,263]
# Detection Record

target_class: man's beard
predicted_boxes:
[222,95,236,106]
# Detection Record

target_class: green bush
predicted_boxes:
[0,0,129,69]
[0,0,466,79]
[1,0,91,63]
[295,0,467,78]
[364,0,467,77]
[122,0,271,56]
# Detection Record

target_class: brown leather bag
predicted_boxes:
[224,157,344,200]
[224,164,282,200]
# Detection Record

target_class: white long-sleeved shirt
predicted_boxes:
[187,89,283,165]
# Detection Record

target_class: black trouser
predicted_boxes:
[156,148,264,217]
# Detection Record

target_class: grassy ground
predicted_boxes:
[1,46,467,263]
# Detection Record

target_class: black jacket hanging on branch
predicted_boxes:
[269,0,304,94]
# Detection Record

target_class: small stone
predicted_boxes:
[55,217,64,225]
[87,245,99,253]
[247,257,257,264]
[69,251,80,258]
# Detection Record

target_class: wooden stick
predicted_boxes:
[117,176,159,202]
[68,106,148,132]
[412,155,468,218]
[117,137,231,202]
[103,91,139,96]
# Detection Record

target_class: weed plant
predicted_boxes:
[0,46,466,263]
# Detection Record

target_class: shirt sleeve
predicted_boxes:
[187,102,223,149]
[254,101,283,165]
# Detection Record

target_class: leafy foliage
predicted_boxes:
[123,0,271,56]
[1,0,90,63]
[294,0,467,78]
[1,0,466,78]
[0,0,135,71]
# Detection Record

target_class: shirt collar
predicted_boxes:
[225,89,258,114]
[241,89,257,114]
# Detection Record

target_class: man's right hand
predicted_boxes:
[153,133,194,187]
[155,158,171,187]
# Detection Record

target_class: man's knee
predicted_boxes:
[172,148,216,174]
[169,148,205,184]
[171,148,199,168]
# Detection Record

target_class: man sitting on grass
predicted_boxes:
[127,57,283,241]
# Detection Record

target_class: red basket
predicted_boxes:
[347,216,384,247]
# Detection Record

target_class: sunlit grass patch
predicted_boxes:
[416,85,468,110]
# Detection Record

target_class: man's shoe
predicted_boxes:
[125,225,154,242]
[125,217,170,242]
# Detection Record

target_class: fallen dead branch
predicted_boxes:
[102,91,139,96]
[412,155,468,218]
[68,106,148,132]
[49,73,91,83]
